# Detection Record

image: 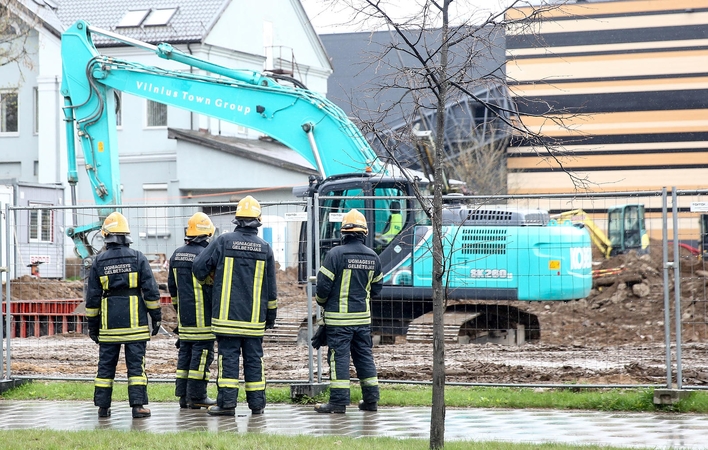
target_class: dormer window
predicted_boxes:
[117,7,178,28]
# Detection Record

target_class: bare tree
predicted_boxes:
[0,0,35,71]
[316,1,583,448]
[451,126,511,196]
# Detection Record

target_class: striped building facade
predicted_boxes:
[506,0,708,195]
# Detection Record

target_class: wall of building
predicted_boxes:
[506,0,708,196]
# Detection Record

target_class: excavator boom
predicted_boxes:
[61,20,383,259]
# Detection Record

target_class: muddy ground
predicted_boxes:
[4,240,708,386]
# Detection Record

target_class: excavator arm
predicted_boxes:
[60,20,383,260]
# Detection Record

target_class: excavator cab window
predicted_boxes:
[608,209,623,248]
[608,204,646,254]
[318,187,365,258]
[623,205,642,249]
[373,187,407,253]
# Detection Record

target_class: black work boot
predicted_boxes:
[358,400,378,411]
[132,405,151,418]
[207,405,235,416]
[190,397,217,409]
[251,408,264,414]
[98,407,111,417]
[179,396,188,409]
[314,403,346,414]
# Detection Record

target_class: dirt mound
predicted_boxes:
[523,239,708,346]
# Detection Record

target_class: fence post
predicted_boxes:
[671,188,683,389]
[305,196,314,384]
[4,203,11,379]
[661,188,672,388]
[313,193,323,382]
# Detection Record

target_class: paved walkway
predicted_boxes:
[0,401,706,448]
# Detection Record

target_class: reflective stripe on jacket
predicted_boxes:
[192,226,277,337]
[85,243,161,343]
[316,235,383,327]
[168,240,215,341]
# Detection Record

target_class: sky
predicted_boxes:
[300,0,526,34]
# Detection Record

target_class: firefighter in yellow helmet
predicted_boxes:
[85,211,162,419]
[193,196,278,416]
[168,212,217,410]
[314,209,383,413]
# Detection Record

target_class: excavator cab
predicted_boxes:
[607,204,648,256]
[296,174,417,283]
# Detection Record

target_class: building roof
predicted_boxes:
[12,0,64,37]
[55,0,230,45]
[167,128,319,176]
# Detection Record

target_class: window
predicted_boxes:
[33,87,39,134]
[147,100,167,127]
[117,8,177,28]
[117,10,150,27]
[143,184,170,238]
[0,91,18,133]
[143,8,178,26]
[29,204,53,242]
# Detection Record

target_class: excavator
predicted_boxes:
[553,205,649,259]
[61,21,593,343]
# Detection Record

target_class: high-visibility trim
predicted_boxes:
[85,307,100,318]
[330,380,350,389]
[100,276,109,290]
[251,260,265,323]
[360,377,379,387]
[372,272,383,283]
[178,326,215,341]
[245,380,265,391]
[319,265,335,281]
[100,326,150,335]
[315,295,327,305]
[219,257,234,320]
[192,274,205,327]
[144,299,160,310]
[94,378,113,388]
[128,376,147,386]
[98,333,151,343]
[175,369,188,380]
[97,326,151,342]
[101,298,108,329]
[188,370,207,380]
[324,311,371,326]
[171,296,178,306]
[217,376,239,389]
[267,299,277,309]
[128,272,138,288]
[329,349,337,381]
[339,269,351,313]
[191,348,209,380]
[130,295,139,328]
[211,320,266,337]
[365,271,374,307]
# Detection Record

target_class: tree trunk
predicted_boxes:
[430,2,451,449]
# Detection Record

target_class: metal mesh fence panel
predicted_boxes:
[3,190,707,389]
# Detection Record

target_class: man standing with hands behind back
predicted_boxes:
[193,195,278,416]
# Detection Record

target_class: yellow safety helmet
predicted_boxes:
[101,212,130,236]
[186,212,215,237]
[235,195,262,220]
[341,209,367,234]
